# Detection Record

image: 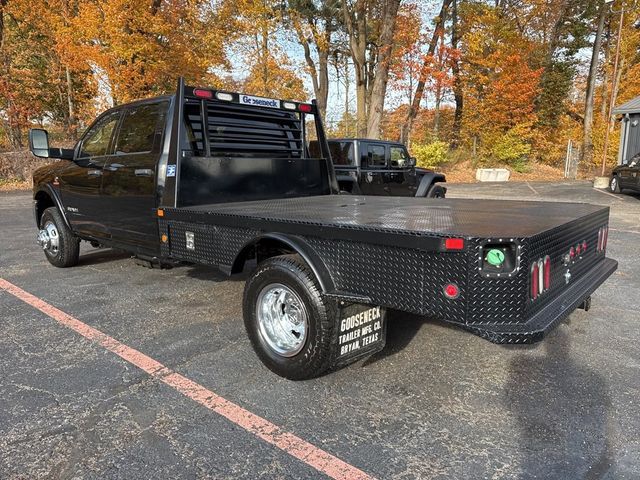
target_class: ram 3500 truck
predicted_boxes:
[29,79,617,379]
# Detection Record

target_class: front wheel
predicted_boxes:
[243,254,336,380]
[427,184,446,198]
[609,175,621,193]
[37,207,80,268]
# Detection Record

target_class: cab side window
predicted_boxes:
[115,102,167,154]
[78,112,120,158]
[367,144,387,167]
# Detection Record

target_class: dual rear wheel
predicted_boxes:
[243,254,337,380]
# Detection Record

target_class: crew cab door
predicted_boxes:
[58,110,121,239]
[101,101,168,254]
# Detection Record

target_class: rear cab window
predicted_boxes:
[115,102,168,155]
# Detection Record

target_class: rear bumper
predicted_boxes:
[463,257,618,344]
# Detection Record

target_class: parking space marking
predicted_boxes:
[592,187,623,200]
[0,277,373,480]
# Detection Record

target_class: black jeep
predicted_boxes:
[310,138,446,197]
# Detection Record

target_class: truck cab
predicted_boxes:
[310,138,446,198]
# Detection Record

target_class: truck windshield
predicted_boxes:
[178,97,332,207]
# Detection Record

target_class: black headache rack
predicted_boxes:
[158,195,618,344]
[161,78,339,208]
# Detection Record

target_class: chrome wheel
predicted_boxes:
[256,283,308,357]
[610,177,618,192]
[37,221,60,255]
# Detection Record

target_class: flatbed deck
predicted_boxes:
[177,195,606,239]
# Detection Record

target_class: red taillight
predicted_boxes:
[299,103,312,112]
[193,88,213,99]
[445,238,464,250]
[543,255,551,291]
[569,246,575,260]
[443,283,459,299]
[531,263,539,300]
[597,226,609,253]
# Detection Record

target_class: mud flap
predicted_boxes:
[329,303,387,368]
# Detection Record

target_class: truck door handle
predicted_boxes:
[87,170,102,177]
[105,163,124,171]
[135,169,154,177]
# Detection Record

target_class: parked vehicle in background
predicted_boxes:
[610,153,640,194]
[310,138,446,198]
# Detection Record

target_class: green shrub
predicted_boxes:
[411,141,449,168]
[490,130,531,171]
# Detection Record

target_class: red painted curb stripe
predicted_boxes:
[0,278,374,480]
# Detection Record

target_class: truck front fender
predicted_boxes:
[231,233,336,294]
[34,184,72,230]
[415,172,446,197]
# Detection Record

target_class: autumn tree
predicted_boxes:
[286,0,340,117]
[342,0,402,138]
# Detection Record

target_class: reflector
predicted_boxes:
[445,238,464,250]
[443,284,459,299]
[299,104,313,112]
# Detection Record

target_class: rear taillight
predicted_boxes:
[531,262,539,300]
[543,255,551,291]
[597,226,609,253]
[531,255,551,300]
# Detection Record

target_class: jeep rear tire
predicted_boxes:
[39,207,80,268]
[243,254,337,380]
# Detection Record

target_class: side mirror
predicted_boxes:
[408,157,417,167]
[29,129,50,158]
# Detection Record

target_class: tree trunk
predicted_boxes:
[65,66,77,139]
[366,0,401,139]
[600,19,611,121]
[294,21,331,119]
[451,0,463,148]
[581,2,606,166]
[343,0,368,137]
[399,0,452,143]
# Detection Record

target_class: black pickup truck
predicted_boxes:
[310,138,446,197]
[29,79,617,379]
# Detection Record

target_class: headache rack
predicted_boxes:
[162,78,338,208]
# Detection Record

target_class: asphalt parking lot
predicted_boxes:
[1,181,639,479]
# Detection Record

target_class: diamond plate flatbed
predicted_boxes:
[176,195,606,239]
[160,194,616,345]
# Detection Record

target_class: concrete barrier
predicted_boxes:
[593,176,610,189]
[476,168,510,182]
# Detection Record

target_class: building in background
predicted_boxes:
[614,96,640,165]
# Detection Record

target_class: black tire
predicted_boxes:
[427,184,446,198]
[609,175,621,193]
[40,207,80,268]
[243,254,336,380]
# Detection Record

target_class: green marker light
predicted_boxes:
[486,249,505,267]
